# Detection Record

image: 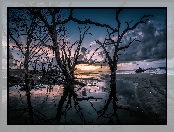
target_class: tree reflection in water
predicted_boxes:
[8,74,152,124]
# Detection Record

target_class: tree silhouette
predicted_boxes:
[31,9,103,123]
[8,8,154,124]
[8,9,55,124]
[93,9,153,123]
[9,9,50,91]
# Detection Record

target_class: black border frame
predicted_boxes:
[7,7,167,125]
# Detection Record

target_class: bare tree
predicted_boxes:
[92,9,153,123]
[31,9,95,123]
[9,8,101,124]
[9,9,51,89]
[8,9,54,124]
[9,8,153,124]
[9,9,35,124]
[9,9,33,91]
[34,8,153,123]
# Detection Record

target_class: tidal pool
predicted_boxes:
[8,79,154,124]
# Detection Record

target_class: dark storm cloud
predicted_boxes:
[117,21,166,63]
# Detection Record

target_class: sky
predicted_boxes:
[8,8,167,70]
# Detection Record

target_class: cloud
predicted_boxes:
[81,47,87,55]
[117,21,166,63]
[89,37,103,46]
[65,34,76,42]
[89,40,97,46]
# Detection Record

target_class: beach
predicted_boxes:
[116,73,167,124]
[7,71,167,124]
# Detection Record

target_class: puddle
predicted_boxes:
[8,79,154,124]
[116,80,140,107]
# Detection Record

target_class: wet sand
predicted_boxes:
[116,73,167,124]
[7,73,167,124]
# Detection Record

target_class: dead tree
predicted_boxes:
[9,8,51,89]
[9,8,56,124]
[54,27,92,123]
[31,9,94,123]
[9,9,33,92]
[8,9,37,124]
[93,9,153,123]
[34,8,153,123]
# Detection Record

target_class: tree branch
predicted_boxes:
[9,34,25,55]
[73,26,90,68]
[86,45,102,63]
[118,38,141,51]
[116,9,123,29]
[71,13,118,33]
[95,40,113,67]
[118,15,153,44]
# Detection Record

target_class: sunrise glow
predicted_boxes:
[76,64,100,71]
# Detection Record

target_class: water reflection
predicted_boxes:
[116,80,140,108]
[8,73,151,124]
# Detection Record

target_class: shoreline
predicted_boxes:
[116,73,167,124]
[7,72,167,124]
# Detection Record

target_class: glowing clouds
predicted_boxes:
[76,64,100,71]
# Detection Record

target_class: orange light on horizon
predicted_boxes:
[76,64,100,71]
[75,64,111,72]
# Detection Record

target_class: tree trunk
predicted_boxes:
[110,67,118,109]
[110,66,122,124]
[24,54,29,93]
[27,92,34,124]
[56,83,75,123]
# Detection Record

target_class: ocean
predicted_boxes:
[116,68,166,74]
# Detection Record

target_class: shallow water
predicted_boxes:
[8,76,154,124]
